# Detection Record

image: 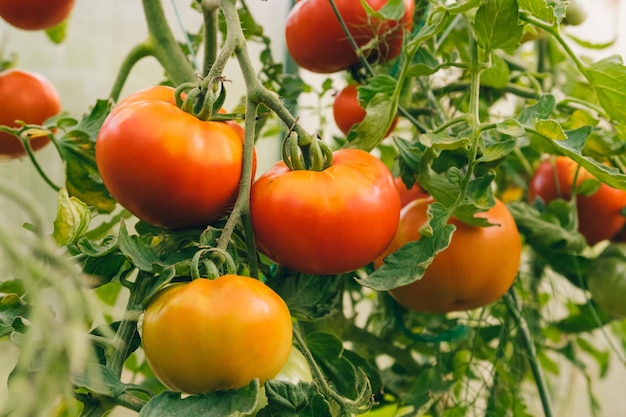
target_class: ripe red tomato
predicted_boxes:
[96,85,253,229]
[394,176,428,207]
[141,275,293,394]
[375,197,522,313]
[0,69,61,159]
[332,84,398,136]
[0,0,74,30]
[285,0,415,74]
[528,156,626,245]
[250,149,401,275]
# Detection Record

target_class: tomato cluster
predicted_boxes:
[285,0,415,73]
[96,85,252,230]
[141,275,293,394]
[528,156,626,245]
[0,0,75,30]
[0,69,61,159]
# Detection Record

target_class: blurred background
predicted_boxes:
[0,0,625,416]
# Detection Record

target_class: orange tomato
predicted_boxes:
[375,197,522,313]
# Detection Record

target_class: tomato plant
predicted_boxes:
[250,148,400,275]
[374,197,521,313]
[284,0,414,73]
[333,84,398,137]
[0,0,75,30]
[586,243,626,319]
[528,156,626,245]
[96,85,252,229]
[0,68,60,159]
[141,275,293,394]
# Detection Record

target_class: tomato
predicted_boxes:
[285,0,414,74]
[586,243,626,318]
[394,176,428,207]
[528,156,626,245]
[0,69,61,159]
[141,275,293,394]
[563,0,588,26]
[96,85,254,229]
[374,197,522,313]
[332,84,398,137]
[250,148,401,275]
[0,0,74,31]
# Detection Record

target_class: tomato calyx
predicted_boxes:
[174,76,230,121]
[281,132,334,171]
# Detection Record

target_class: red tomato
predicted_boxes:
[374,197,522,313]
[141,275,293,394]
[250,149,401,275]
[528,156,626,245]
[285,0,415,73]
[0,69,61,159]
[96,86,253,229]
[0,0,74,30]
[332,84,398,136]
[394,176,428,207]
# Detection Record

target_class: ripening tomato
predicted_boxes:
[0,69,61,159]
[586,243,626,319]
[528,156,626,245]
[250,148,401,275]
[333,84,398,137]
[96,85,254,229]
[285,0,415,73]
[394,176,428,207]
[374,197,522,313]
[141,275,293,394]
[0,0,74,30]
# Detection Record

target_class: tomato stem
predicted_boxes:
[201,0,220,76]
[108,41,154,102]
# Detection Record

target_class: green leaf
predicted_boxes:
[53,189,91,246]
[360,0,406,20]
[139,380,260,417]
[517,0,558,23]
[473,0,523,54]
[496,118,526,137]
[550,301,613,333]
[0,293,29,338]
[118,221,161,272]
[71,363,127,397]
[358,203,455,291]
[518,94,556,126]
[582,55,626,125]
[258,381,333,417]
[45,20,68,44]
[534,119,567,140]
[481,53,510,89]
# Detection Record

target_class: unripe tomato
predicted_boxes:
[332,84,398,137]
[587,243,626,319]
[141,275,293,394]
[96,86,254,229]
[250,149,401,275]
[0,69,61,159]
[0,0,75,31]
[375,197,522,313]
[528,156,626,245]
[285,0,415,74]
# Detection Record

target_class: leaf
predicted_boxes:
[71,363,127,397]
[53,188,91,246]
[139,380,260,417]
[518,94,556,126]
[0,293,29,338]
[358,203,455,291]
[258,381,333,417]
[517,0,558,23]
[360,0,406,20]
[473,0,523,54]
[550,301,613,333]
[534,119,567,140]
[582,55,626,125]
[118,221,162,272]
[481,53,510,89]
[496,118,526,137]
[45,20,68,44]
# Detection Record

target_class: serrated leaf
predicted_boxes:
[53,188,91,246]
[496,118,526,137]
[0,294,29,338]
[535,119,567,140]
[473,0,523,54]
[360,0,405,20]
[139,380,259,417]
[518,94,556,126]
[582,55,626,125]
[258,381,333,417]
[118,221,161,272]
[517,0,558,23]
[71,363,127,397]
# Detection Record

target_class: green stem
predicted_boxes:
[504,288,554,417]
[108,41,154,102]
[142,0,197,85]
[201,0,220,76]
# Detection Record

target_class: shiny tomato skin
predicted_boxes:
[375,197,522,313]
[285,0,414,74]
[0,0,74,30]
[141,275,293,394]
[250,149,401,275]
[333,84,398,136]
[528,156,626,245]
[0,69,61,159]
[96,87,250,229]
